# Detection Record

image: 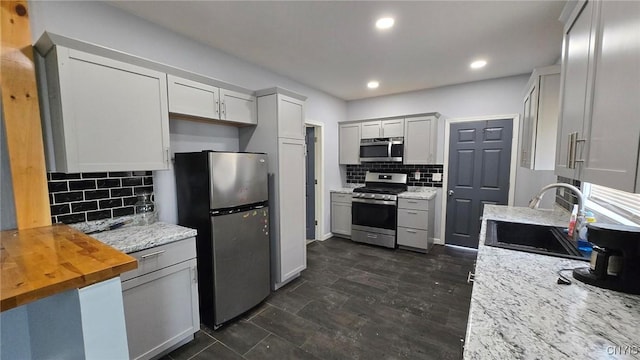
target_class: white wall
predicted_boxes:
[346,75,557,243]
[29,0,346,238]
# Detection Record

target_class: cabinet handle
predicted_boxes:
[407,211,418,215]
[367,234,378,239]
[221,101,226,117]
[467,271,475,283]
[568,132,586,169]
[141,250,165,259]
[406,229,417,234]
[407,201,418,204]
[215,100,219,116]
[193,266,198,283]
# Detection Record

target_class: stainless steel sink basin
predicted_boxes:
[485,220,590,261]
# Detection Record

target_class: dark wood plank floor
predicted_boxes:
[163,237,477,360]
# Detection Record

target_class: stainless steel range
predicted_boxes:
[351,172,408,248]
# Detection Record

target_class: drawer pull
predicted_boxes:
[407,211,418,215]
[141,250,166,259]
[407,201,418,204]
[406,229,417,234]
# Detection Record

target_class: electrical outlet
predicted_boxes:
[432,173,442,182]
[415,171,421,180]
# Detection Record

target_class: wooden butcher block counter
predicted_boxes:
[0,224,137,311]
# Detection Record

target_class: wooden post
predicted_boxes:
[1,0,51,229]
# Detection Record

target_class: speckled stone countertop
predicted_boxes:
[71,216,197,254]
[331,184,362,194]
[399,187,437,200]
[464,205,640,360]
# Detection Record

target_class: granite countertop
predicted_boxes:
[464,205,640,359]
[71,216,197,254]
[399,187,437,200]
[331,184,362,194]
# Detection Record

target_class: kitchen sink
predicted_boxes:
[484,220,590,261]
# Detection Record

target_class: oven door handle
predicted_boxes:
[352,198,397,206]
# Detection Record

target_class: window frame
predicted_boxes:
[582,182,640,226]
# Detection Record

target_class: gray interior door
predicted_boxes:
[305,127,316,240]
[446,119,513,248]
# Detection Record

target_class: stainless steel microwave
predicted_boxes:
[359,138,404,162]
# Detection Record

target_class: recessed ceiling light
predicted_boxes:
[367,81,380,89]
[375,17,395,30]
[470,60,487,69]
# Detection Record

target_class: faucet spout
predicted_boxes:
[528,183,585,215]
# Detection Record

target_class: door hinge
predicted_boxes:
[314,179,318,185]
[315,220,318,225]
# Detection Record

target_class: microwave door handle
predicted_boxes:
[388,142,392,157]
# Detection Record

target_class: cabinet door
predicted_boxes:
[50,47,170,172]
[167,75,220,120]
[404,116,437,164]
[277,138,306,283]
[361,120,382,139]
[331,201,351,237]
[555,1,595,179]
[122,259,199,360]
[339,123,361,165]
[381,118,405,138]
[277,95,305,139]
[533,72,560,170]
[580,1,640,193]
[220,88,257,125]
[520,83,537,168]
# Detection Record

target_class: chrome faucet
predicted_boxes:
[529,183,586,236]
[528,183,585,214]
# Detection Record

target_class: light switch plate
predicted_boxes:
[432,173,442,182]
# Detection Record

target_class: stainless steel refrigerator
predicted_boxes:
[174,151,270,329]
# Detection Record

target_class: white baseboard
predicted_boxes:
[433,237,444,245]
[318,232,333,241]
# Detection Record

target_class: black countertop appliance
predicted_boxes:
[573,223,640,294]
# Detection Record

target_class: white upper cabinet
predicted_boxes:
[168,75,220,119]
[43,46,170,172]
[277,95,305,140]
[580,0,640,192]
[381,118,405,138]
[339,123,361,165]
[220,89,257,125]
[168,75,256,126]
[556,1,595,180]
[556,0,640,192]
[520,65,560,170]
[404,115,438,164]
[361,120,382,139]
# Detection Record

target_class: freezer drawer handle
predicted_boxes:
[141,250,166,260]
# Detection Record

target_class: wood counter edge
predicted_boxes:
[1,225,138,312]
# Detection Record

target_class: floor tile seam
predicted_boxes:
[217,340,250,359]
[266,296,313,316]
[243,303,272,321]
[239,331,271,357]
[185,340,217,360]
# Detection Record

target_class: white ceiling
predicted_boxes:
[109,1,566,101]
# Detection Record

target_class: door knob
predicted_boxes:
[448,190,454,196]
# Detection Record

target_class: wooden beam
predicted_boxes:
[1,0,51,229]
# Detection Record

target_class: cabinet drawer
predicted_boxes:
[398,198,429,211]
[121,237,196,282]
[331,192,352,204]
[397,227,429,250]
[397,208,429,230]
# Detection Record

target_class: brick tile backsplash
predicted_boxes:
[555,176,581,211]
[48,171,153,224]
[346,162,444,187]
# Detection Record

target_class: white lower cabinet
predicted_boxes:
[331,192,352,238]
[397,198,435,252]
[121,238,199,360]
